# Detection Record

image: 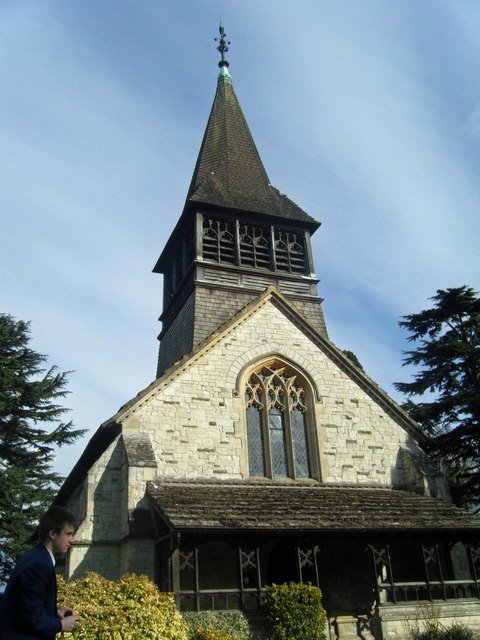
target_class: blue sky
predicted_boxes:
[1,1,479,477]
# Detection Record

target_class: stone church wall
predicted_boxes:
[127,300,426,487]
[119,538,155,580]
[64,431,159,580]
[65,436,124,579]
[378,601,480,639]
[67,542,121,581]
[64,298,448,583]
[72,437,124,542]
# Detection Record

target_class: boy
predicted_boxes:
[0,506,80,639]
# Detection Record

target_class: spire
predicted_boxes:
[185,24,319,227]
[153,26,326,375]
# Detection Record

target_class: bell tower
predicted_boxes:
[154,26,327,376]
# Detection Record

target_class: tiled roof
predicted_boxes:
[147,480,480,533]
[186,77,319,229]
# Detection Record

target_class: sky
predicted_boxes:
[1,1,479,478]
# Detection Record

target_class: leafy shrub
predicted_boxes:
[261,582,326,640]
[441,625,480,640]
[57,572,189,640]
[182,611,251,640]
[410,623,480,640]
[193,629,234,640]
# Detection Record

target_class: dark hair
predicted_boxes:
[38,506,77,541]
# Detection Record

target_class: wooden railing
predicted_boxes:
[179,587,263,612]
[378,580,480,604]
[179,580,480,612]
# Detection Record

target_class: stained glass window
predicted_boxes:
[246,405,265,476]
[245,362,312,479]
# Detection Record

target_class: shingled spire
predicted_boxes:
[186,25,318,227]
[154,26,327,377]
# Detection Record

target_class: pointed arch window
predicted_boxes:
[200,214,308,275]
[274,230,306,274]
[239,223,271,270]
[202,217,235,264]
[245,362,315,479]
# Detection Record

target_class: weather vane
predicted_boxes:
[215,23,230,68]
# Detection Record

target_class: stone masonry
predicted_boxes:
[66,291,447,581]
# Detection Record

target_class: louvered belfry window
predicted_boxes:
[274,229,305,273]
[239,223,271,269]
[245,362,311,479]
[201,215,307,275]
[202,217,235,264]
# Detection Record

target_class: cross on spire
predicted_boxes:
[215,23,230,68]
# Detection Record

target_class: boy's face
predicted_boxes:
[50,523,75,554]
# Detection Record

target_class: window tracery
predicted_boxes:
[274,229,305,273]
[202,217,235,264]
[201,215,307,275]
[245,362,313,479]
[239,223,271,269]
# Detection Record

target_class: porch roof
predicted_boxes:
[147,480,480,533]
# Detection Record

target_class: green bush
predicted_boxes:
[182,611,251,640]
[410,623,480,640]
[191,629,234,640]
[57,572,190,640]
[441,625,480,640]
[261,582,327,640]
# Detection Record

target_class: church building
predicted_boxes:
[55,27,480,639]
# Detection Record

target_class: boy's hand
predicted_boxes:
[61,615,81,632]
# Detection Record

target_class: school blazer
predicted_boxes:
[0,543,62,640]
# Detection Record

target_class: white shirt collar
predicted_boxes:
[44,544,56,567]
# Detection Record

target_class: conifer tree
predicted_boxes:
[394,286,480,512]
[0,314,85,580]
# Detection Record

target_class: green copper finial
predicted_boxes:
[215,23,229,67]
[215,23,231,78]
